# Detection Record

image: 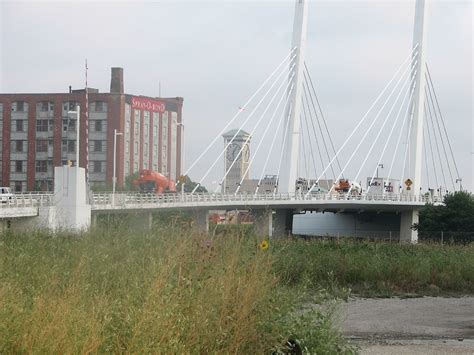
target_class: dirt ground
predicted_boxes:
[339,296,474,354]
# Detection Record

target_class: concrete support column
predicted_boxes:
[400,210,419,243]
[194,209,209,234]
[253,209,273,237]
[273,209,293,238]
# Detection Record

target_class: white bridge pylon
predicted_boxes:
[184,0,460,200]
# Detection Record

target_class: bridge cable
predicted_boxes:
[305,45,420,197]
[300,91,319,179]
[303,63,344,178]
[424,92,448,192]
[275,102,294,194]
[425,64,461,182]
[216,69,297,193]
[234,79,295,194]
[422,123,431,191]
[423,105,439,191]
[384,84,416,194]
[348,68,416,197]
[302,87,326,181]
[254,84,295,195]
[365,72,417,195]
[192,58,296,193]
[327,56,418,196]
[399,99,417,192]
[425,73,456,191]
[185,48,296,178]
[300,115,310,179]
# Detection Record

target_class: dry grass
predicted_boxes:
[1,224,349,354]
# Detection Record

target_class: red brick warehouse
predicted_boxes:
[0,67,183,191]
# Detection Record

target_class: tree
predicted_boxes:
[414,191,474,242]
[176,175,208,193]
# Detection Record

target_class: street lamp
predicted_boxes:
[456,178,463,191]
[112,129,123,205]
[376,163,384,179]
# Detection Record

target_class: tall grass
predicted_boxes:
[273,239,474,296]
[0,223,352,354]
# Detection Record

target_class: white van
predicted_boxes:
[0,187,14,203]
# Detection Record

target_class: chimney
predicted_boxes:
[110,67,124,94]
[69,85,72,93]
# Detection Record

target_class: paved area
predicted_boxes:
[340,296,474,354]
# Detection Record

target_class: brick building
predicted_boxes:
[0,67,183,191]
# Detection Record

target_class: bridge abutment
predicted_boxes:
[400,210,419,243]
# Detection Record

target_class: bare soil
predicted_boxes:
[339,296,474,354]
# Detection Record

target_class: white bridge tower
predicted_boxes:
[409,0,429,194]
[280,0,308,193]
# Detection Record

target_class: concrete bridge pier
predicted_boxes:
[400,210,419,243]
[273,209,293,238]
[253,209,273,237]
[194,209,209,234]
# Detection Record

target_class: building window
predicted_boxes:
[36,140,48,153]
[68,141,75,153]
[144,162,148,170]
[125,140,130,154]
[134,141,138,155]
[13,140,24,153]
[36,120,49,132]
[40,101,50,112]
[95,120,103,132]
[134,162,138,172]
[93,161,104,173]
[94,101,104,112]
[12,160,25,173]
[13,181,23,192]
[13,101,25,112]
[144,143,148,156]
[15,120,25,132]
[93,140,103,152]
[126,161,130,174]
[134,121,139,133]
[36,160,47,173]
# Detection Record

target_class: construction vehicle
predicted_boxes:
[133,170,177,194]
[334,179,361,194]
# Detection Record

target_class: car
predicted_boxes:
[0,187,14,203]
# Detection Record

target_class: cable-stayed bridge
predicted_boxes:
[0,0,461,243]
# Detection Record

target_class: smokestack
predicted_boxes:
[110,67,124,94]
[69,85,72,93]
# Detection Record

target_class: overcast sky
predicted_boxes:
[1,0,472,192]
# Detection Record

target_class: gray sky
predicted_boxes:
[1,0,472,191]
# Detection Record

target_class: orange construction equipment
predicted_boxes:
[133,169,177,194]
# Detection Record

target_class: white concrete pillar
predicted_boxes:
[273,209,293,238]
[52,166,91,232]
[194,209,209,234]
[400,210,419,243]
[253,209,273,237]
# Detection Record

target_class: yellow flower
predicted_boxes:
[259,240,269,251]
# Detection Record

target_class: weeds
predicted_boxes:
[0,226,354,353]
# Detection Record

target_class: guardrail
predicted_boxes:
[91,192,443,207]
[0,194,54,208]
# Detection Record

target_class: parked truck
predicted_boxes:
[133,170,177,194]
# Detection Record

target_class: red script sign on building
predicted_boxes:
[131,97,166,113]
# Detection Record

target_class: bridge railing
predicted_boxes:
[0,194,54,208]
[91,191,443,207]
